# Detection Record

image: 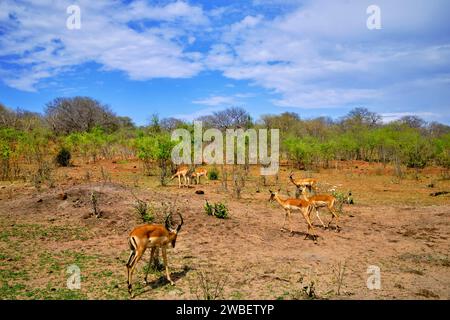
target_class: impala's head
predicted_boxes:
[299,185,308,194]
[165,212,184,248]
[268,188,281,202]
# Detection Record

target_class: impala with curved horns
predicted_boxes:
[126,212,184,296]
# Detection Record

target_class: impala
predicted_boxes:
[191,167,208,185]
[171,166,190,188]
[268,189,317,241]
[300,186,340,231]
[126,212,184,297]
[289,172,318,194]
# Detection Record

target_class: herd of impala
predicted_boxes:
[126,165,342,296]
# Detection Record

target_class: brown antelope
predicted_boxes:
[289,172,318,194]
[126,212,184,296]
[268,189,317,241]
[171,166,190,188]
[300,185,340,231]
[191,167,208,185]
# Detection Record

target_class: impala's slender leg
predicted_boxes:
[127,246,145,296]
[281,209,288,231]
[288,209,293,233]
[161,247,174,285]
[144,247,156,284]
[177,175,181,188]
[315,207,326,228]
[327,205,340,231]
[302,208,317,241]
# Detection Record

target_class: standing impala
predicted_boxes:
[300,186,340,231]
[171,166,190,188]
[289,172,318,194]
[268,189,317,241]
[191,167,208,185]
[126,212,184,297]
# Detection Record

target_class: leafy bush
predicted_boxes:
[208,167,219,180]
[331,190,353,214]
[204,200,214,216]
[135,133,176,184]
[55,147,71,167]
[214,202,229,219]
[204,200,229,219]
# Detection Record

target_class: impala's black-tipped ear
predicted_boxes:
[269,189,273,193]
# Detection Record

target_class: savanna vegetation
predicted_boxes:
[1,97,449,300]
[1,97,449,185]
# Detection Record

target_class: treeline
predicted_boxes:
[1,97,449,183]
[260,109,450,172]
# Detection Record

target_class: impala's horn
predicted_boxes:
[176,212,184,232]
[165,213,173,231]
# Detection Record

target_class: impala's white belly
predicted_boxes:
[285,205,302,211]
[314,201,328,207]
[147,236,169,247]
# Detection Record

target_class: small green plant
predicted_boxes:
[204,200,229,219]
[204,200,214,216]
[208,167,219,180]
[90,191,100,218]
[133,199,154,223]
[214,202,229,219]
[55,147,71,167]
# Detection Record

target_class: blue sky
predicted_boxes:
[1,0,450,125]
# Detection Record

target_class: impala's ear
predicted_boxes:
[277,188,281,193]
[269,189,273,194]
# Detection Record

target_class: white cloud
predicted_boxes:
[173,106,223,121]
[192,92,254,107]
[192,95,237,106]
[205,0,450,110]
[0,0,207,91]
[1,0,449,122]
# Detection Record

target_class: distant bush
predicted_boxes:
[208,167,219,180]
[204,200,229,219]
[55,147,71,167]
